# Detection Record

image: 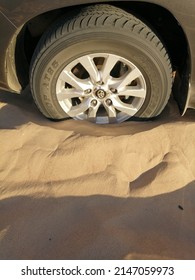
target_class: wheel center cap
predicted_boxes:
[95,89,107,99]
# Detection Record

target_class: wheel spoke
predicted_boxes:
[59,70,90,90]
[79,55,100,82]
[101,54,119,83]
[57,88,84,100]
[104,103,117,123]
[117,68,141,89]
[66,97,92,117]
[118,87,146,98]
[112,96,137,116]
[88,101,101,121]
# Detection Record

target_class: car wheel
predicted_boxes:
[30,5,173,124]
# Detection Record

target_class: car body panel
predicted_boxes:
[0,0,195,112]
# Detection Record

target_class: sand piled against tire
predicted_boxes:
[0,91,195,259]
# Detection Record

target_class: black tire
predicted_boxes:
[30,4,172,123]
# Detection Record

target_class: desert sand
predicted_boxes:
[0,88,195,260]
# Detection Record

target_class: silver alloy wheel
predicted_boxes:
[56,53,147,124]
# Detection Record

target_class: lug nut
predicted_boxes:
[84,89,92,94]
[106,99,112,106]
[91,99,97,106]
[97,81,104,85]
[110,88,117,94]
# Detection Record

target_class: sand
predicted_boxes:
[0,88,195,260]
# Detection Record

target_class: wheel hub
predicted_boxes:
[95,88,107,99]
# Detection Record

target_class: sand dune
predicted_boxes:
[0,88,195,259]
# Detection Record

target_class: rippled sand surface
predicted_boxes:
[0,89,195,259]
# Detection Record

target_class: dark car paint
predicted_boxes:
[0,0,195,113]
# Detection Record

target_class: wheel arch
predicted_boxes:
[9,1,190,112]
